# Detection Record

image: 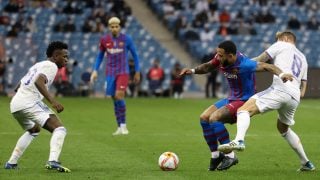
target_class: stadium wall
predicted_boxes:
[256,68,320,98]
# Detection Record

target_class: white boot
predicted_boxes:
[112,127,122,135]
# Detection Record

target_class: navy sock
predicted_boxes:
[114,100,126,126]
[200,119,218,152]
[211,121,230,145]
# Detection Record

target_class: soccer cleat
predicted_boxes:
[218,140,245,153]
[112,128,122,135]
[217,155,239,170]
[121,126,129,135]
[4,162,18,169]
[208,153,225,171]
[112,127,129,135]
[297,161,316,172]
[45,161,71,173]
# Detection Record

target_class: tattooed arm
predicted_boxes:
[252,52,270,62]
[179,61,215,76]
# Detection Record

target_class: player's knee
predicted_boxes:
[210,111,222,121]
[200,113,209,121]
[277,120,288,134]
[54,126,67,134]
[237,106,246,113]
[28,124,41,134]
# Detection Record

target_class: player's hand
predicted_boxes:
[179,68,193,77]
[133,72,141,84]
[90,70,98,84]
[52,100,64,113]
[280,73,294,83]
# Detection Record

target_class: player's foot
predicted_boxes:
[112,128,122,135]
[4,162,18,169]
[112,127,129,135]
[217,155,238,171]
[45,161,71,173]
[297,161,315,172]
[208,152,225,171]
[121,126,129,135]
[218,140,245,153]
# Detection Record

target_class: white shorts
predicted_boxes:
[12,101,55,130]
[252,87,299,126]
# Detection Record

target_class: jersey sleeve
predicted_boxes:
[99,37,106,52]
[126,35,140,72]
[265,42,284,60]
[240,57,258,73]
[38,63,58,83]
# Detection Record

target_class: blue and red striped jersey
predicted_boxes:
[210,52,257,101]
[94,33,140,76]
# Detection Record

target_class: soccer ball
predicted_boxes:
[158,152,179,171]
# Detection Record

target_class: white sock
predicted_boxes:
[49,127,67,162]
[282,128,309,164]
[211,151,220,158]
[235,111,251,141]
[120,124,127,129]
[225,151,235,158]
[8,131,38,164]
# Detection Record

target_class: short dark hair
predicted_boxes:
[218,40,237,55]
[46,41,68,57]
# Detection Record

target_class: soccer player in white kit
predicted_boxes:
[4,41,71,172]
[218,31,315,171]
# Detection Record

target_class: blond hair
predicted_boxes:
[108,17,121,25]
[275,31,296,43]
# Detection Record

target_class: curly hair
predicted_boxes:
[46,41,68,57]
[218,40,237,55]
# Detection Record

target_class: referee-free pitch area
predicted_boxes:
[0,97,318,180]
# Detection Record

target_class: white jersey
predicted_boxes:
[10,60,58,113]
[265,41,308,101]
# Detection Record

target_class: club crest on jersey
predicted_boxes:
[231,68,239,75]
[119,41,124,47]
[106,42,113,48]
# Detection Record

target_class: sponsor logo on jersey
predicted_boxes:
[224,72,238,79]
[107,48,124,54]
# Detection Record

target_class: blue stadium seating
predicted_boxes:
[0,0,197,94]
[147,0,320,68]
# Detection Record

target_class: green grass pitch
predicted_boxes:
[0,96,319,179]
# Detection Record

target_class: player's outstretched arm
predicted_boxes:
[256,62,293,82]
[35,74,64,113]
[252,52,270,62]
[180,62,214,77]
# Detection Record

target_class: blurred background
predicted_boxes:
[0,0,319,98]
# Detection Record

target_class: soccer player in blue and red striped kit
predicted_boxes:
[179,40,292,171]
[90,17,140,135]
